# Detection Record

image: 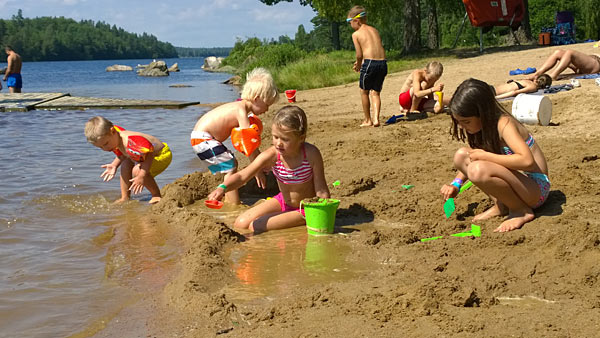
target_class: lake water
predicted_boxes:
[0,58,240,337]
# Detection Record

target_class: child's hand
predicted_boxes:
[207,188,225,201]
[468,149,488,162]
[129,175,145,195]
[352,61,359,72]
[440,184,459,200]
[435,83,445,92]
[100,163,117,182]
[254,171,266,189]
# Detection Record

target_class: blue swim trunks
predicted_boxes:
[359,59,387,92]
[6,73,22,89]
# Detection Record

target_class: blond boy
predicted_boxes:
[191,67,279,204]
[348,6,387,127]
[85,116,172,204]
[398,61,446,115]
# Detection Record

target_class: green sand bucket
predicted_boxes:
[301,198,340,236]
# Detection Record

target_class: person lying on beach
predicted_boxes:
[527,49,600,81]
[85,116,172,204]
[398,61,447,115]
[191,67,279,205]
[348,5,387,127]
[492,74,552,99]
[207,105,330,233]
[440,78,550,232]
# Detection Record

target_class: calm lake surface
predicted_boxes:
[0,58,239,337]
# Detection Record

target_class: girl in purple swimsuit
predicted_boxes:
[208,105,330,233]
[440,78,550,233]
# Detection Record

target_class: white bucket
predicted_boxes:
[511,94,552,126]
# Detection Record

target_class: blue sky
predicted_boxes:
[0,0,317,47]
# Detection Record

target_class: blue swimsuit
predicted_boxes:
[502,134,550,208]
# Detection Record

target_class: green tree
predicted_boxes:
[580,0,600,40]
[0,11,177,61]
[403,0,420,53]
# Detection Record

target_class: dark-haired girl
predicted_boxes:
[440,79,550,232]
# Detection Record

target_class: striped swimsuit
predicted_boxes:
[271,145,313,215]
[502,134,550,208]
[272,145,313,184]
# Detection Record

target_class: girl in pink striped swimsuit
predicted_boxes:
[207,106,330,233]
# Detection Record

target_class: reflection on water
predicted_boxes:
[225,228,372,303]
[0,59,239,337]
[497,295,557,307]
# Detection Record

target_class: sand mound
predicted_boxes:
[127,43,600,337]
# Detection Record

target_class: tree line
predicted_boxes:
[175,47,232,58]
[261,0,600,53]
[1,10,178,61]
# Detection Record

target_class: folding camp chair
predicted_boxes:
[452,0,525,53]
[551,11,576,45]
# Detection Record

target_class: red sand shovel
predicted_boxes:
[204,200,224,209]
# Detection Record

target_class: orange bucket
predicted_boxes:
[285,89,296,103]
[538,32,551,45]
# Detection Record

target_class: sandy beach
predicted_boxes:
[98,42,600,337]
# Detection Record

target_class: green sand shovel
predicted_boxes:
[420,224,481,242]
[443,181,473,219]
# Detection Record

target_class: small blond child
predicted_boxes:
[85,116,172,204]
[347,5,387,127]
[398,61,446,115]
[191,67,279,204]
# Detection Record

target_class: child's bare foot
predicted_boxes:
[360,121,373,127]
[373,118,380,127]
[113,198,129,204]
[494,209,535,232]
[149,197,161,204]
[473,204,507,221]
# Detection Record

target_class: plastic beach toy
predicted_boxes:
[204,200,223,209]
[300,198,340,236]
[444,181,474,219]
[420,224,481,242]
[450,224,481,238]
[285,89,297,103]
[385,114,405,125]
[231,115,263,157]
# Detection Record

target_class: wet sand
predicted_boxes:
[103,42,600,337]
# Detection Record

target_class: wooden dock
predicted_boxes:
[0,93,200,112]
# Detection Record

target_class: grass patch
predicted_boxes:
[223,40,458,91]
[273,50,456,91]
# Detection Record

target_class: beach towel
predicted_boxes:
[575,73,600,79]
[496,83,574,102]
[543,83,574,94]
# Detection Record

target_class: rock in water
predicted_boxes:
[137,60,169,77]
[202,56,224,71]
[106,64,133,72]
[168,62,180,72]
